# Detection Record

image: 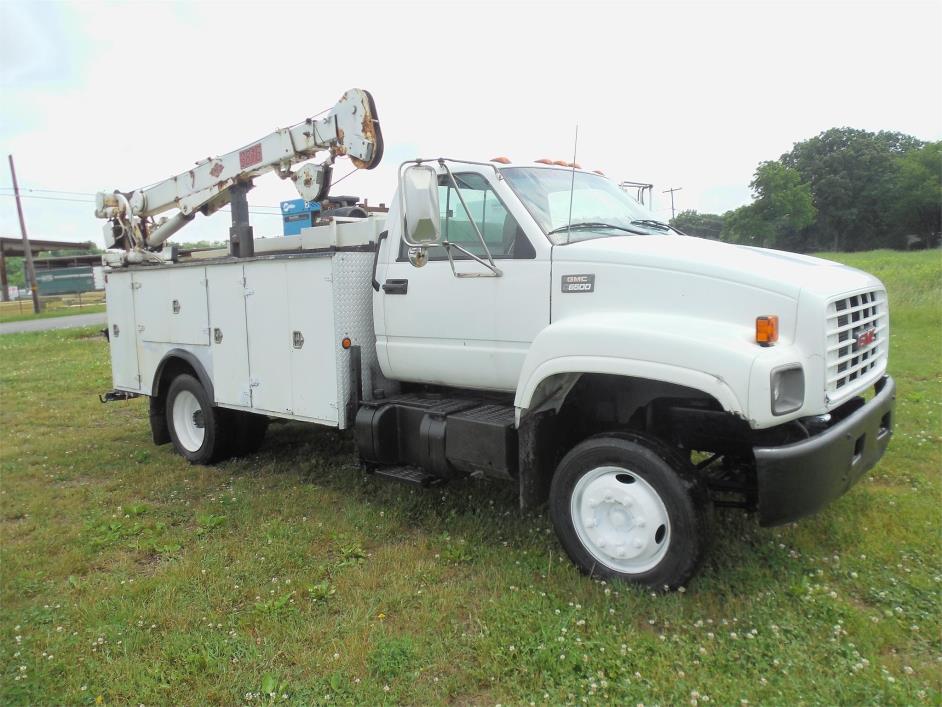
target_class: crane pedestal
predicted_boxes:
[228,182,254,258]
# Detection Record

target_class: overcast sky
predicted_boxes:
[1,0,940,247]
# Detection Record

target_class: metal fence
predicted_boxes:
[0,290,105,318]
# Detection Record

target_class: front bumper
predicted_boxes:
[754,375,896,526]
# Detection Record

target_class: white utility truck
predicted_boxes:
[97,89,896,589]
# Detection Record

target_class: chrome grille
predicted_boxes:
[825,289,888,394]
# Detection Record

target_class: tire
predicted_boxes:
[165,374,230,464]
[228,411,269,457]
[549,432,709,590]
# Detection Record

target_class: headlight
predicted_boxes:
[771,364,804,416]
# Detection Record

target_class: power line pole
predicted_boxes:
[662,186,682,220]
[8,155,42,313]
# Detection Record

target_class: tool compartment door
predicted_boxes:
[287,258,337,423]
[134,267,209,346]
[244,257,338,423]
[105,271,140,390]
[206,263,251,407]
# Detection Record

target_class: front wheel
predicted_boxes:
[165,374,230,464]
[549,433,709,590]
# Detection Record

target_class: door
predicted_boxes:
[207,263,251,407]
[379,170,550,392]
[244,260,293,414]
[242,258,338,422]
[105,271,141,390]
[134,267,209,346]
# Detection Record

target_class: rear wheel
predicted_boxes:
[165,374,230,464]
[550,432,709,589]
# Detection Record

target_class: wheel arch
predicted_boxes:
[517,367,746,512]
[516,357,744,418]
[152,349,215,402]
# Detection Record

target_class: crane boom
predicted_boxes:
[96,88,382,260]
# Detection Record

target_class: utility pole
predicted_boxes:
[662,186,682,220]
[8,154,42,313]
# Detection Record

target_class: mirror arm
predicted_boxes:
[442,242,503,277]
[439,160,500,271]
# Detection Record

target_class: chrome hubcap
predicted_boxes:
[571,466,670,573]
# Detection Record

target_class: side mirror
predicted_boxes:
[401,165,441,245]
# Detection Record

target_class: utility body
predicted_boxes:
[98,89,896,588]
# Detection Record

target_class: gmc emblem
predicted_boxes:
[561,273,595,293]
[854,327,877,350]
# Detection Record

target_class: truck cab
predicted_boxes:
[363,158,895,586]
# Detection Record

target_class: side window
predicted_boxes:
[401,173,534,260]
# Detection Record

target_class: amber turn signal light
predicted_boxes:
[756,316,779,346]
[341,337,352,349]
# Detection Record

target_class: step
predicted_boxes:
[371,465,446,487]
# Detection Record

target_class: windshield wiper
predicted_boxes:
[630,219,674,232]
[547,222,646,236]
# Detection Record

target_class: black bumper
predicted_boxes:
[754,375,896,526]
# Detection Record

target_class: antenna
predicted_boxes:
[565,125,579,244]
[662,186,682,219]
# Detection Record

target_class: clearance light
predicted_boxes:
[341,337,352,349]
[592,169,605,176]
[490,156,511,164]
[756,315,779,346]
[535,158,554,165]
[553,160,569,166]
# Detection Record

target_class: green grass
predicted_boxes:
[1,250,939,705]
[0,302,106,324]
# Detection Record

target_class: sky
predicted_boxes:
[1,0,940,247]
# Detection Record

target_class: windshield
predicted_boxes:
[502,167,674,244]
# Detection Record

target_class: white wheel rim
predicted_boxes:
[171,390,205,453]
[571,466,671,574]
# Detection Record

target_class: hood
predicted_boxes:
[554,234,880,299]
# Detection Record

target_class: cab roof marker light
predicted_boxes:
[490,156,511,164]
[756,315,779,346]
[535,158,554,165]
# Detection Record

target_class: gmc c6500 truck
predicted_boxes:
[97,89,895,588]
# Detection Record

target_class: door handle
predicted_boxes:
[382,279,408,295]
[371,230,388,291]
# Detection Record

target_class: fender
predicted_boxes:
[151,348,215,402]
[515,312,761,418]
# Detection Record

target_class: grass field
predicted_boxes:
[0,293,106,324]
[1,250,939,705]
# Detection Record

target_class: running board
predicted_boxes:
[371,465,446,487]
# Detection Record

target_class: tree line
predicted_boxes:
[671,128,941,252]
